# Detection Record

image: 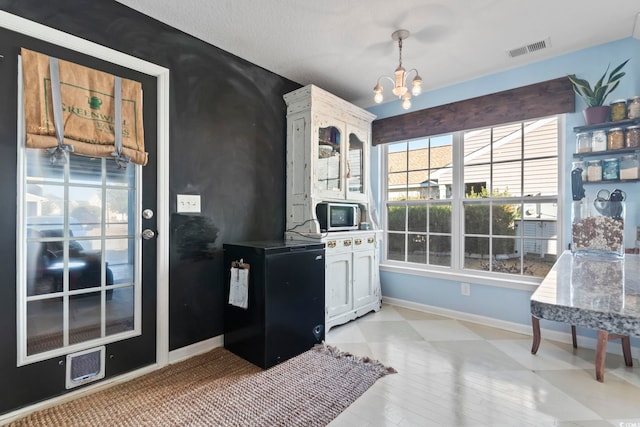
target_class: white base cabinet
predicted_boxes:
[324,231,381,331]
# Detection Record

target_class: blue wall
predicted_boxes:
[369,37,640,338]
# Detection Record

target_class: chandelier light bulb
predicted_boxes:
[373,83,384,104]
[411,75,423,96]
[401,92,411,110]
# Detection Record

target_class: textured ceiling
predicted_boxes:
[115,0,640,108]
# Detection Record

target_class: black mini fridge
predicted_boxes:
[223,240,325,369]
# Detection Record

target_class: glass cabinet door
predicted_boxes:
[317,125,342,193]
[346,124,369,200]
[347,132,365,196]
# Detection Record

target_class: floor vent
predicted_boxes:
[507,38,551,58]
[66,346,105,389]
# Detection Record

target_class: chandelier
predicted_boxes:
[373,29,423,110]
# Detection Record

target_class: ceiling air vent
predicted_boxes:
[507,38,551,58]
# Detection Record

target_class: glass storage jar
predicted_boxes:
[610,99,627,121]
[591,130,607,152]
[607,127,625,150]
[625,125,640,148]
[620,154,639,180]
[576,132,591,153]
[628,96,640,119]
[586,159,602,181]
[602,158,619,180]
[572,160,587,182]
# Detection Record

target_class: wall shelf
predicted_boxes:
[573,147,640,160]
[573,118,640,133]
[582,178,640,185]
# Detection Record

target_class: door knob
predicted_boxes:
[142,209,154,219]
[142,229,156,240]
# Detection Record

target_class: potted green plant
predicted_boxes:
[568,59,629,125]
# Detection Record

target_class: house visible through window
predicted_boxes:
[383,116,559,279]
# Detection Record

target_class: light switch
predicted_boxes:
[177,194,201,213]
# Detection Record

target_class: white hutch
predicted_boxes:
[283,85,381,331]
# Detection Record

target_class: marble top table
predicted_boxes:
[530,251,640,381]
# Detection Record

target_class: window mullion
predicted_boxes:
[63,161,70,347]
[452,132,464,270]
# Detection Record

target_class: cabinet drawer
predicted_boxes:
[324,237,356,254]
[352,234,376,251]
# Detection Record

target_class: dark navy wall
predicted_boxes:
[0,0,299,413]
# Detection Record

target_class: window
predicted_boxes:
[382,117,560,280]
[18,148,141,364]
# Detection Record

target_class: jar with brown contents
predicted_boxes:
[610,99,627,121]
[628,96,640,119]
[626,125,640,148]
[607,127,624,150]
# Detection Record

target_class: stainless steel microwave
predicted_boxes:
[316,202,359,232]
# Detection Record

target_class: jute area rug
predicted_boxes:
[9,344,395,426]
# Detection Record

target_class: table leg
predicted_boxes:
[531,316,541,354]
[621,336,633,367]
[571,325,577,348]
[595,330,608,382]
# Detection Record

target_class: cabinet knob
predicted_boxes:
[344,240,352,246]
[367,237,374,244]
[354,238,362,245]
[327,240,336,248]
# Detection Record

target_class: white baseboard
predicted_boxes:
[168,335,223,364]
[382,296,639,358]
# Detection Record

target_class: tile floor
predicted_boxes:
[326,304,640,427]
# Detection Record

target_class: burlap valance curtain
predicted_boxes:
[21,48,147,166]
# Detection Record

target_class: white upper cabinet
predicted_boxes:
[284,85,375,237]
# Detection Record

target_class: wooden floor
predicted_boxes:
[326,304,640,427]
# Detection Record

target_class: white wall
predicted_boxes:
[368,36,640,343]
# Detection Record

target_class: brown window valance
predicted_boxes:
[372,77,575,145]
[21,48,147,165]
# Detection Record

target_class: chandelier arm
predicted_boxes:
[405,68,420,79]
[376,75,397,87]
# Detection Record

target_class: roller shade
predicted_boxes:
[21,48,147,166]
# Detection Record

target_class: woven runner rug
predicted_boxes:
[8,344,395,426]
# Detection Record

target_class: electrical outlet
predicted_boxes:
[461,282,471,296]
[177,194,201,213]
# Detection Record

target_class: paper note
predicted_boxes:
[228,267,249,309]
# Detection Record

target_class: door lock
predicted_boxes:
[142,229,156,240]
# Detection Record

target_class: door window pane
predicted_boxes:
[26,149,63,182]
[107,286,135,336]
[27,297,63,355]
[106,238,134,285]
[69,292,102,344]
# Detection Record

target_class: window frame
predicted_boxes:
[379,115,565,289]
